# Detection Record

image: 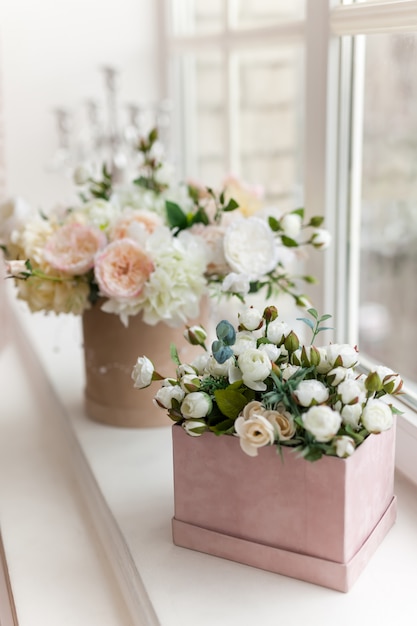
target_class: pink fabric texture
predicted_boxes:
[171,424,396,591]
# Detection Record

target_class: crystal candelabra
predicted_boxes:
[48,66,172,182]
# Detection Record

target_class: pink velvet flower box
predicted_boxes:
[171,424,397,592]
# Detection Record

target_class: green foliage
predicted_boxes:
[297,308,333,344]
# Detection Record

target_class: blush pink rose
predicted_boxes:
[44,223,106,274]
[94,238,154,298]
[111,210,163,240]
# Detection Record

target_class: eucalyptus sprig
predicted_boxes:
[297,308,333,345]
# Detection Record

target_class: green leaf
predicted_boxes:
[209,418,235,435]
[214,389,248,419]
[190,207,210,226]
[281,235,298,248]
[224,198,239,212]
[165,201,188,230]
[296,317,314,331]
[170,343,181,366]
[268,216,281,232]
[307,308,318,319]
[292,207,305,219]
[309,215,324,227]
[319,314,332,322]
[149,127,158,144]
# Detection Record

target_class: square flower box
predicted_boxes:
[171,424,397,592]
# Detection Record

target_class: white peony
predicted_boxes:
[181,392,212,419]
[221,272,250,296]
[237,348,272,391]
[266,319,290,345]
[334,436,355,458]
[238,306,263,331]
[281,213,302,238]
[258,342,281,363]
[326,344,358,369]
[223,217,279,281]
[154,383,185,409]
[302,405,342,442]
[294,379,329,407]
[232,331,257,356]
[361,399,393,433]
[337,378,366,405]
[341,403,363,429]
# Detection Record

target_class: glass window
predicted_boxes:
[359,33,417,384]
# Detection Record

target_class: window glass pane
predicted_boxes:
[172,51,225,186]
[171,0,224,36]
[359,33,417,382]
[237,47,304,208]
[234,0,305,29]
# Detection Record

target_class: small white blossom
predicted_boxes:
[131,356,154,389]
[334,436,355,458]
[294,379,329,407]
[154,384,185,409]
[181,392,212,419]
[238,306,263,331]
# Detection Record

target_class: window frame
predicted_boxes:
[162,0,417,484]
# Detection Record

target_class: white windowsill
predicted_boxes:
[2,289,417,625]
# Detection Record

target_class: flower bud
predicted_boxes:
[182,419,208,437]
[184,325,207,348]
[365,371,383,393]
[263,306,278,323]
[284,330,300,353]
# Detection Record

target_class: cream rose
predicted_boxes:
[302,405,342,442]
[111,209,163,242]
[95,238,154,299]
[234,413,275,457]
[43,223,106,275]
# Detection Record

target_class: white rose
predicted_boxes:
[237,348,272,391]
[181,392,212,419]
[180,374,201,392]
[327,366,348,386]
[5,259,28,278]
[131,356,154,388]
[73,163,92,185]
[294,379,329,407]
[232,331,257,356]
[281,213,302,238]
[223,217,279,281]
[281,364,300,381]
[154,384,185,409]
[206,355,235,377]
[311,228,332,249]
[341,403,363,429]
[177,363,197,377]
[191,353,211,375]
[361,399,393,433]
[375,366,403,394]
[266,319,290,345]
[0,196,35,245]
[316,347,331,373]
[259,342,281,363]
[302,406,342,442]
[221,272,250,296]
[234,414,275,457]
[238,307,263,330]
[337,379,365,405]
[334,436,355,458]
[182,419,207,437]
[326,344,358,369]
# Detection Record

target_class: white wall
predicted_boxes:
[0,0,161,209]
